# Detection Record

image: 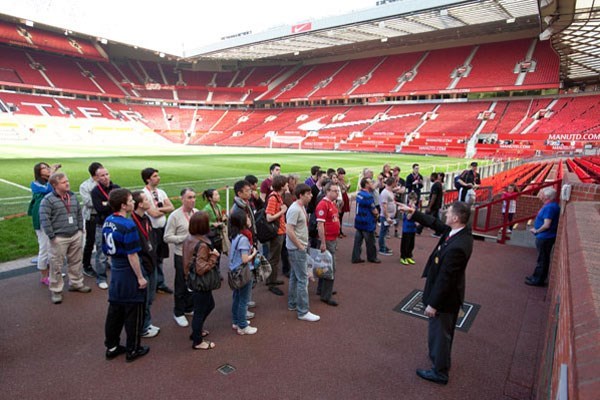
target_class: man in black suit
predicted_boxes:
[398,201,473,385]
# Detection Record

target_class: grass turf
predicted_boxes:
[0,148,478,262]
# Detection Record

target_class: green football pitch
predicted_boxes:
[0,143,479,262]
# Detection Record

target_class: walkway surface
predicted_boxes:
[0,230,547,400]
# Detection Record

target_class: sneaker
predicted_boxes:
[184,310,194,316]
[246,311,255,319]
[406,258,416,264]
[379,250,393,256]
[298,312,320,322]
[105,345,126,360]
[232,320,251,330]
[237,325,258,335]
[174,314,189,327]
[247,301,256,308]
[98,282,108,290]
[142,327,159,338]
[83,267,97,278]
[40,277,49,286]
[400,258,409,265]
[126,345,150,362]
[288,306,297,311]
[51,292,63,304]
[68,285,92,293]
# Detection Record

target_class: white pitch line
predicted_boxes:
[0,178,30,192]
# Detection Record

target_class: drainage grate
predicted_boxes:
[217,364,236,375]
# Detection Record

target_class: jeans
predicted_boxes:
[531,237,556,284]
[142,268,157,332]
[232,281,252,329]
[317,240,337,301]
[94,225,109,283]
[191,290,215,346]
[288,249,309,316]
[378,216,391,252]
[351,229,377,262]
[173,255,193,317]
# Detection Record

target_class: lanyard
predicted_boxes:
[97,184,110,200]
[61,193,71,214]
[131,212,150,240]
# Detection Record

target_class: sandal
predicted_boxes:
[193,341,215,350]
[202,330,210,337]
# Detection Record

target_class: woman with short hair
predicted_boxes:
[183,211,220,350]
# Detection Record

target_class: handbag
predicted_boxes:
[253,253,272,283]
[228,263,252,290]
[187,241,221,292]
[227,235,253,290]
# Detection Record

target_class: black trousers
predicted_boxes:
[173,255,193,316]
[317,240,337,301]
[281,236,290,276]
[428,310,459,378]
[400,232,415,259]
[83,216,96,268]
[190,290,215,346]
[105,302,144,352]
[532,237,556,284]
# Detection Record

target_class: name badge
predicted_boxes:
[434,256,439,264]
[68,216,74,224]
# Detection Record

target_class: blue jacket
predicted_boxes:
[354,190,376,232]
[402,213,417,233]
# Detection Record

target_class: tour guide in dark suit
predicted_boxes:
[398,201,473,385]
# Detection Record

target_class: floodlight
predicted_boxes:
[381,37,388,42]
[506,18,516,24]
[24,20,34,27]
[159,52,165,58]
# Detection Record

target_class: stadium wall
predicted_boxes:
[536,174,600,400]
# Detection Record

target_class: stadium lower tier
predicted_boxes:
[1,92,598,158]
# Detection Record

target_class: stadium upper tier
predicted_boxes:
[0,37,559,103]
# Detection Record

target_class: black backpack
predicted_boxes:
[454,170,468,190]
[255,194,280,242]
[308,193,326,238]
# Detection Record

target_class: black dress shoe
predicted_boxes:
[268,286,284,296]
[351,259,365,264]
[321,299,338,307]
[525,278,545,287]
[416,368,448,385]
[105,345,126,360]
[157,286,173,294]
[126,346,150,362]
[369,259,382,264]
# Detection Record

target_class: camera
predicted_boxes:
[157,202,164,208]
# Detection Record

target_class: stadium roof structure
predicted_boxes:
[551,0,600,82]
[187,0,542,62]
